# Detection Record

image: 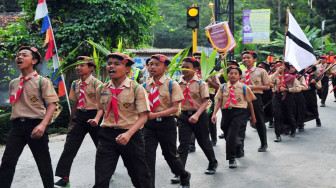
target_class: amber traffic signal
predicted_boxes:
[187,7,199,29]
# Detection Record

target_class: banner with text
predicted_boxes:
[243,9,270,44]
[205,21,236,54]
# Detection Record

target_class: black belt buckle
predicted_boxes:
[187,111,194,115]
[156,117,162,121]
[20,118,26,122]
[228,106,232,109]
[78,107,87,112]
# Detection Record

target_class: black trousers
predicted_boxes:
[273,92,297,136]
[293,92,307,128]
[93,128,152,188]
[0,118,54,188]
[177,111,216,166]
[262,89,274,123]
[144,117,185,186]
[318,76,329,104]
[251,94,267,146]
[221,108,249,160]
[208,94,217,142]
[332,76,336,99]
[303,89,320,122]
[55,110,101,178]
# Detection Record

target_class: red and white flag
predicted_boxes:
[35,0,48,21]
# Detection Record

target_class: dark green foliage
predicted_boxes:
[0,113,12,145]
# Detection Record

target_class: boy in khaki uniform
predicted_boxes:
[89,53,152,188]
[143,54,191,188]
[54,56,103,187]
[0,46,59,188]
[241,51,270,153]
[193,52,219,146]
[172,57,217,183]
[212,67,256,168]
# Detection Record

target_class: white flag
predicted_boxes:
[285,11,316,71]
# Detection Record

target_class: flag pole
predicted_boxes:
[281,7,290,81]
[46,16,72,114]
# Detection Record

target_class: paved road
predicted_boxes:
[1,93,336,188]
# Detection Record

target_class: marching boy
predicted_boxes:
[90,53,152,188]
[143,54,191,188]
[54,56,103,187]
[212,67,256,168]
[0,46,59,188]
[175,57,218,179]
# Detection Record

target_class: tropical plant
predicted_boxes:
[167,46,191,79]
[200,50,219,81]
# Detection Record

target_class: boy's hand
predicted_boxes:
[310,79,316,84]
[148,112,158,120]
[88,118,99,127]
[188,114,199,123]
[116,132,131,145]
[211,115,217,124]
[31,124,46,139]
[280,86,287,92]
[250,116,257,125]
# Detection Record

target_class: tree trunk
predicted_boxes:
[278,0,282,27]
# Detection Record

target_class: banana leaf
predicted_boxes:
[200,49,217,80]
[168,46,191,78]
[86,40,110,56]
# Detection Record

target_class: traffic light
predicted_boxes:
[187,6,199,29]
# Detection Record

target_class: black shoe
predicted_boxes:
[316,118,322,127]
[298,127,304,132]
[229,159,237,169]
[320,103,326,107]
[334,99,336,102]
[218,133,225,139]
[188,145,196,153]
[212,140,217,146]
[171,175,180,184]
[274,136,282,142]
[180,171,191,188]
[258,145,268,152]
[205,160,218,174]
[54,178,70,187]
[268,121,274,128]
[284,131,289,135]
[289,130,296,138]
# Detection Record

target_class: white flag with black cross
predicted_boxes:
[284,10,316,71]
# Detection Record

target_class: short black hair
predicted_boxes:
[227,67,242,75]
[182,57,200,68]
[241,51,258,59]
[17,46,42,69]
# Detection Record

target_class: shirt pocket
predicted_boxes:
[86,86,97,101]
[99,94,110,104]
[159,91,171,104]
[235,93,244,104]
[26,85,43,106]
[190,91,200,101]
[252,76,262,85]
[119,96,135,111]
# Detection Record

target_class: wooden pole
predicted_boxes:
[281,7,290,82]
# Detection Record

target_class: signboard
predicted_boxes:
[243,9,270,44]
[205,21,236,54]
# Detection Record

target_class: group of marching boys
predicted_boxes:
[0,46,332,188]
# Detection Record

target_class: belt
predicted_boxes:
[181,110,197,115]
[14,118,41,122]
[151,116,174,122]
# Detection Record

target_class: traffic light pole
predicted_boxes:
[193,28,197,54]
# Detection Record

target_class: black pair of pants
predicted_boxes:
[303,89,320,122]
[332,76,336,99]
[251,94,267,146]
[273,92,297,136]
[221,108,249,160]
[0,118,54,188]
[318,76,329,104]
[144,117,186,186]
[293,92,307,128]
[93,128,152,188]
[208,94,217,143]
[55,110,101,178]
[262,89,274,123]
[177,111,216,166]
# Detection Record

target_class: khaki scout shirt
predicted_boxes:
[9,71,59,120]
[97,77,150,129]
[270,72,302,93]
[144,74,184,113]
[215,82,256,109]
[241,66,271,94]
[69,75,102,110]
[179,74,209,111]
[207,75,220,95]
[297,76,308,91]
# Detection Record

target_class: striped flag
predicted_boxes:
[35,0,48,21]
[284,10,316,71]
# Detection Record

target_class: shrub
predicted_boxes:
[0,113,12,145]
